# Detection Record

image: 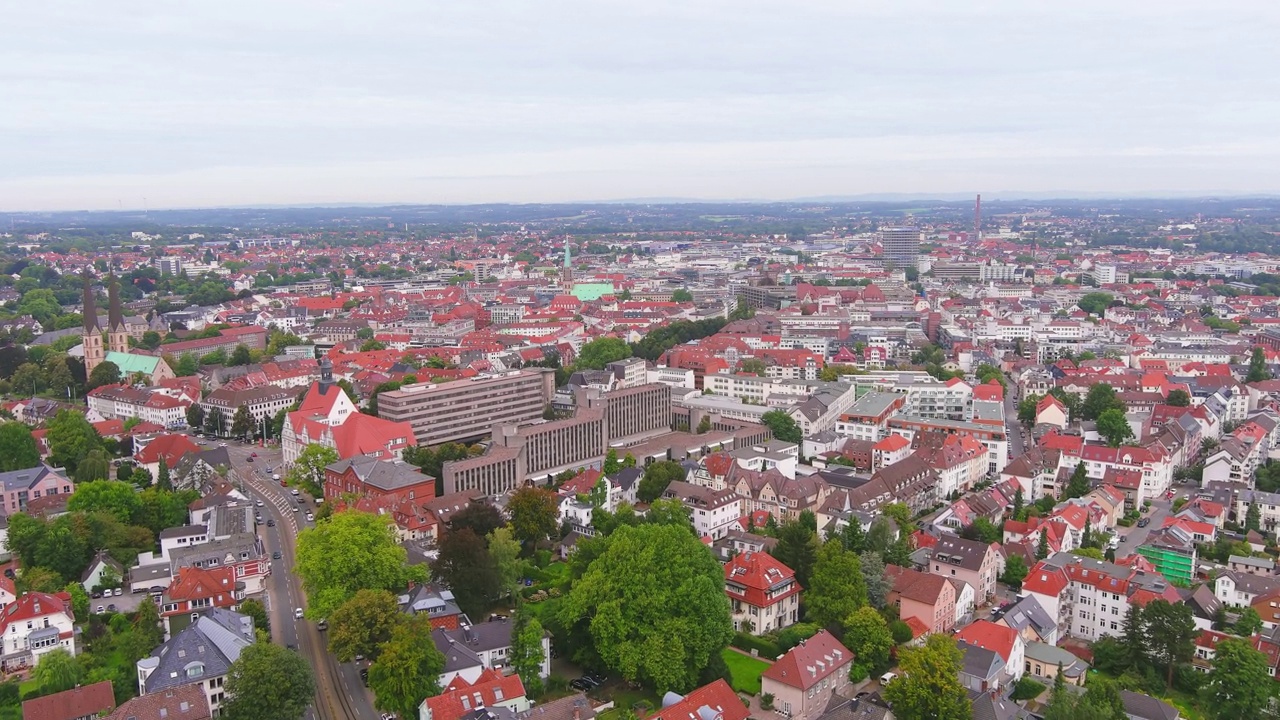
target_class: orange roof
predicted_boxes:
[425,669,526,720]
[873,434,910,452]
[648,680,747,720]
[724,552,799,608]
[760,630,851,690]
[956,620,1019,663]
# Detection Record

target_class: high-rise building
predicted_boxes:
[879,227,922,270]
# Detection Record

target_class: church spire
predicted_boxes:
[108,275,125,332]
[82,272,101,332]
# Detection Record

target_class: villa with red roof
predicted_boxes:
[886,565,957,635]
[955,620,1025,691]
[649,679,748,720]
[282,361,415,468]
[759,630,853,720]
[0,591,76,671]
[420,669,528,720]
[159,566,241,636]
[724,551,800,634]
[133,433,202,478]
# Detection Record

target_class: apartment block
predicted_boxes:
[377,369,556,447]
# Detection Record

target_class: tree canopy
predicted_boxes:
[221,642,316,720]
[760,409,803,444]
[559,523,732,692]
[294,510,421,619]
[327,589,404,662]
[286,443,338,497]
[367,618,445,717]
[805,541,867,630]
[883,634,971,720]
[0,423,40,471]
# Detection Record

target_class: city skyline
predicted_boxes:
[6,1,1279,211]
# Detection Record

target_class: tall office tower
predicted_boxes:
[879,227,922,270]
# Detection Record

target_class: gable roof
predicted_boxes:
[21,680,115,720]
[104,684,209,720]
[761,630,851,691]
[649,679,748,720]
[424,668,527,720]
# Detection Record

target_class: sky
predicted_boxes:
[4,1,1279,210]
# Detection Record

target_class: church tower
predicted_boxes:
[107,275,129,354]
[82,273,105,375]
[561,240,574,289]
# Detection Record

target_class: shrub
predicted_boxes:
[776,623,821,652]
[731,632,782,660]
[760,694,775,711]
[888,620,913,645]
[1010,677,1045,702]
[848,664,870,683]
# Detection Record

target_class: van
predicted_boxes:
[879,672,897,686]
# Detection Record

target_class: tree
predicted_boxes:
[229,345,252,366]
[603,448,621,475]
[774,520,820,589]
[1166,389,1191,406]
[883,634,971,720]
[31,648,82,695]
[1081,383,1125,421]
[433,528,500,617]
[1000,553,1029,589]
[86,360,121,391]
[67,480,142,524]
[559,523,733,692]
[367,618,445,717]
[1036,532,1050,560]
[859,551,891,609]
[576,338,632,370]
[221,642,315,720]
[843,607,894,676]
[760,409,802,444]
[488,527,523,597]
[637,460,686,504]
[510,607,546,695]
[806,542,867,630]
[45,410,102,474]
[837,518,865,553]
[960,518,1002,544]
[865,517,896,555]
[738,358,767,375]
[230,404,253,438]
[175,353,199,377]
[327,589,404,662]
[1077,292,1115,316]
[508,486,559,548]
[449,502,505,538]
[294,510,419,619]
[1202,637,1275,720]
[203,406,222,436]
[671,288,693,303]
[239,597,270,636]
[74,449,111,484]
[1012,486,1025,522]
[62,582,89,623]
[155,458,171,491]
[1247,346,1272,383]
[1246,502,1262,532]
[1234,606,1263,638]
[1017,394,1042,426]
[696,415,712,434]
[287,443,339,497]
[0,423,40,471]
[1066,461,1090,499]
[1096,408,1134,447]
[183,402,204,430]
[1141,599,1197,691]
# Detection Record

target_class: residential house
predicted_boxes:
[759,631,853,720]
[724,551,800,634]
[1035,395,1069,430]
[0,591,77,672]
[20,680,114,720]
[661,481,742,540]
[324,455,436,505]
[955,620,1025,692]
[431,620,550,687]
[0,465,74,516]
[136,609,255,716]
[420,669,528,720]
[1022,553,1179,642]
[649,680,748,720]
[1215,569,1280,609]
[158,567,242,637]
[398,583,465,630]
[926,535,1003,604]
[104,685,210,720]
[886,565,957,635]
[80,551,125,593]
[133,434,201,480]
[1120,690,1181,720]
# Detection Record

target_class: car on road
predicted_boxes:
[306,512,314,522]
[267,519,275,527]
[219,442,227,447]
[255,514,263,523]
[295,608,304,619]
[1137,517,1150,528]
[96,605,104,613]
[293,506,300,513]
[251,452,258,457]
[272,551,282,560]
[360,668,369,685]
[246,457,253,462]
[256,500,264,507]
[291,488,300,496]
[317,619,328,631]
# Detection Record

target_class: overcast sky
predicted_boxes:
[4,1,1278,210]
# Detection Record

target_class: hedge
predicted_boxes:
[731,632,781,660]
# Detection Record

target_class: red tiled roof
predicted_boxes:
[21,680,115,720]
[761,630,852,690]
[425,669,526,720]
[724,552,799,608]
[648,680,748,720]
[134,433,201,466]
[956,620,1018,663]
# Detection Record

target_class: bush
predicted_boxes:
[731,632,782,660]
[1173,663,1204,695]
[1010,677,1046,701]
[848,663,870,683]
[776,623,821,652]
[888,620,913,645]
[760,694,775,711]
[1117,518,1133,527]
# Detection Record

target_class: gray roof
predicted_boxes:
[1024,641,1089,679]
[1120,690,1180,720]
[968,690,1034,720]
[814,696,891,720]
[169,532,264,574]
[999,595,1056,640]
[325,455,434,491]
[0,464,60,493]
[845,391,901,419]
[957,641,1004,681]
[140,609,254,694]
[399,583,461,619]
[432,620,516,674]
[159,525,207,540]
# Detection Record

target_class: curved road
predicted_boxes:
[220,440,381,720]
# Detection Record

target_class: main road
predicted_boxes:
[219,439,381,720]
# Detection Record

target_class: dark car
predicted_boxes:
[272,551,282,560]
[570,679,592,691]
[246,457,253,462]
[360,668,369,686]
[1137,517,1150,528]
[107,604,117,612]
[267,519,275,527]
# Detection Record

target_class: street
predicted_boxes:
[219,439,380,720]
[1003,385,1026,460]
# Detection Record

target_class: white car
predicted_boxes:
[291,488,300,496]
[256,500,264,507]
[295,608,304,619]
[879,672,897,686]
[306,513,315,522]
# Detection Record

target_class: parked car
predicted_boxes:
[317,619,328,631]
[246,457,253,463]
[251,452,258,457]
[291,488,300,496]
[306,513,315,522]
[879,672,897,686]
[1137,517,1150,528]
[107,604,116,612]
[360,668,369,685]
[570,679,592,691]
[295,608,304,619]
[96,605,104,613]
[113,587,123,596]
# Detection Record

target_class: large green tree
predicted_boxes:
[31,648,82,695]
[883,634,971,720]
[575,338,632,370]
[0,423,40,471]
[1247,347,1272,383]
[230,404,253,437]
[1096,408,1134,447]
[67,480,142,524]
[773,519,820,589]
[559,523,732,692]
[1081,383,1125,421]
[1201,637,1275,720]
[805,542,867,630]
[760,409,803,444]
[432,528,500,617]
[294,510,420,619]
[73,449,111,484]
[86,360,121,391]
[507,486,559,548]
[367,618,445,718]
[510,607,547,695]
[636,460,686,504]
[488,527,523,598]
[45,410,102,474]
[287,443,338,497]
[221,642,315,720]
[1128,599,1196,691]
[327,589,404,662]
[843,606,894,677]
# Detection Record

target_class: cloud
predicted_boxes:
[3,1,1278,209]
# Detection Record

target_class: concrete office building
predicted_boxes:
[377,369,556,447]
[879,227,922,270]
[442,383,671,495]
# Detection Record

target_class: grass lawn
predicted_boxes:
[721,648,770,695]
